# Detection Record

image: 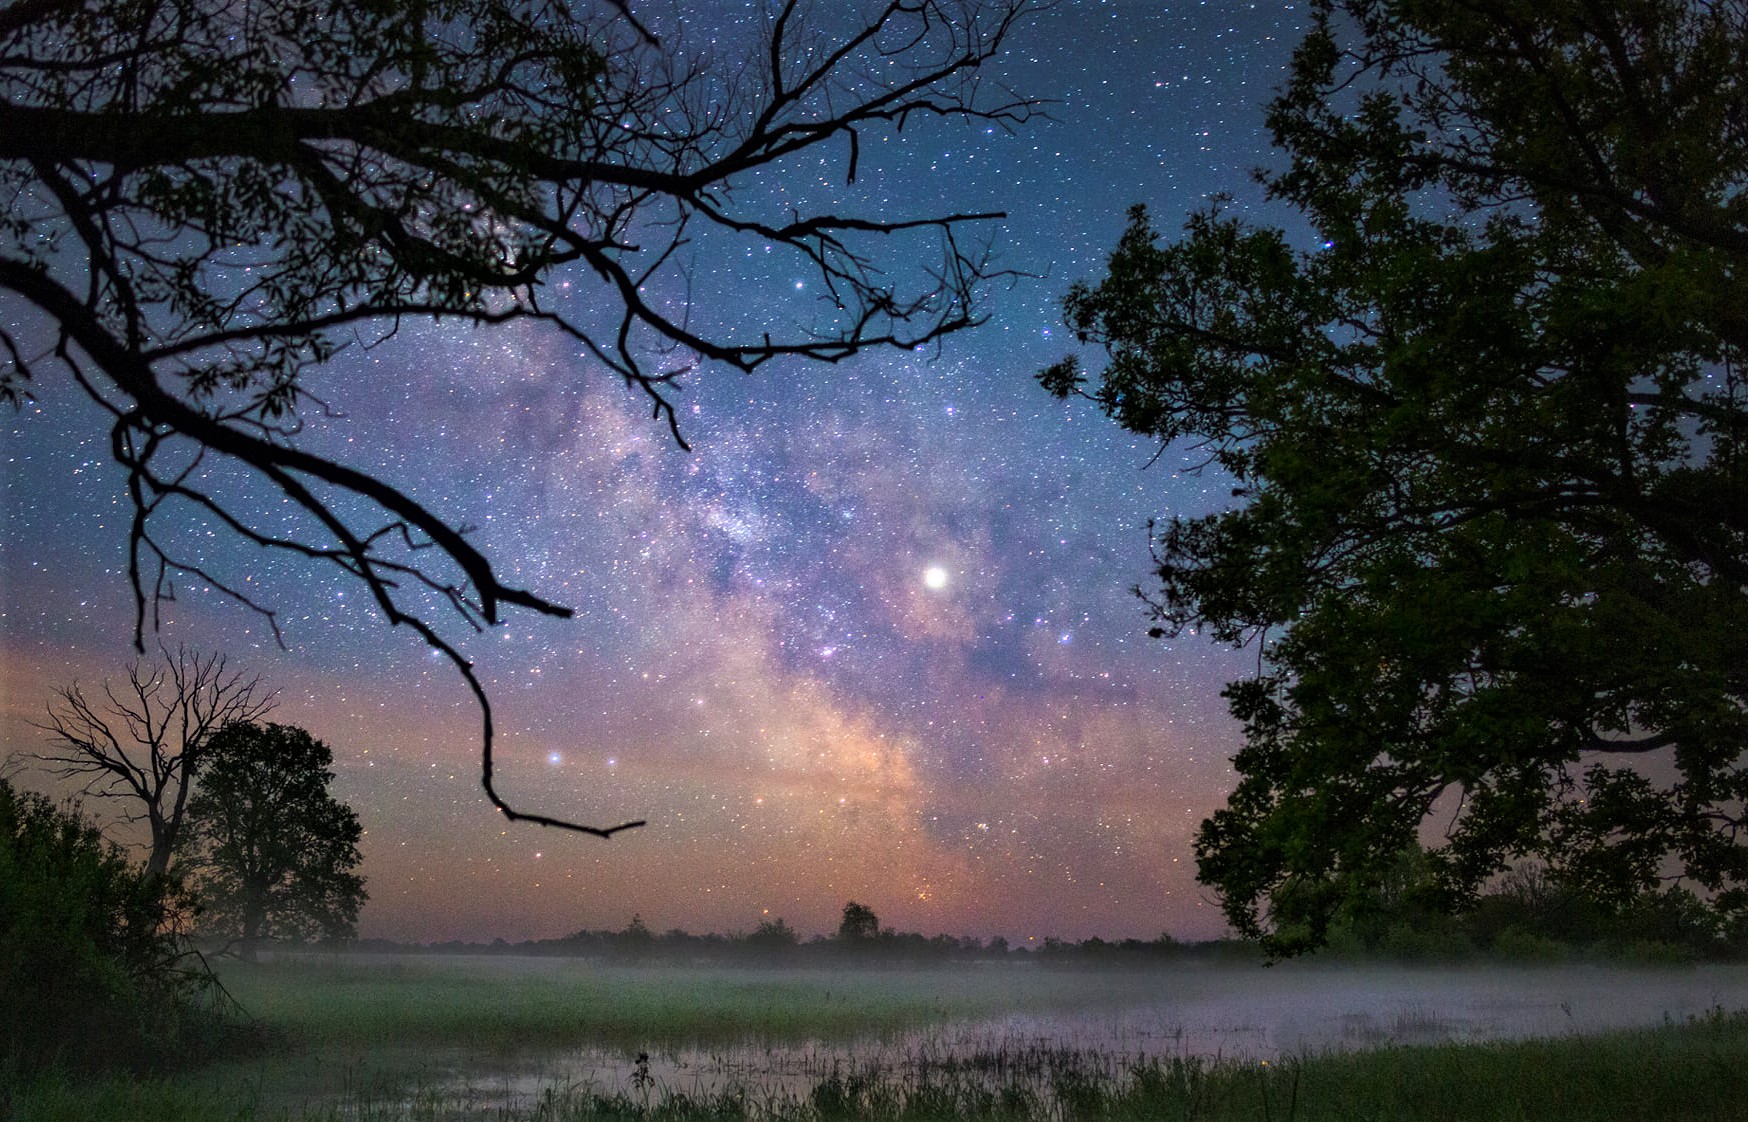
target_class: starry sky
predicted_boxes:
[0,1,1307,944]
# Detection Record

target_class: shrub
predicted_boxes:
[1489,927,1571,963]
[0,779,225,1075]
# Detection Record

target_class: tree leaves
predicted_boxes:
[181,722,367,953]
[1051,0,1748,956]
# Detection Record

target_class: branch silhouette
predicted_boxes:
[2,0,1045,836]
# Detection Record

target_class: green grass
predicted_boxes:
[1090,1009,1748,1121]
[15,1013,1748,1121]
[212,958,1121,1051]
[9,960,1748,1121]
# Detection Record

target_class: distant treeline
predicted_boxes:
[334,905,1256,966]
[319,866,1748,966]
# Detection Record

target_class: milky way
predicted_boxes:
[1,1,1304,943]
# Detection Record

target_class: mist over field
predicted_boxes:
[197,954,1748,1117]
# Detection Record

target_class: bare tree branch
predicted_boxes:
[0,0,1048,837]
[25,647,276,878]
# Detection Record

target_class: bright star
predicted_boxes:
[922,565,949,590]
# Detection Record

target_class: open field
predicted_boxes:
[12,956,1748,1120]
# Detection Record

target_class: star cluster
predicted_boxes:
[0,1,1303,943]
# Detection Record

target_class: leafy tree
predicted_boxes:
[1465,862,1602,951]
[1324,846,1450,956]
[1613,886,1724,957]
[0,778,222,1074]
[837,900,880,942]
[746,915,800,950]
[180,722,366,959]
[25,648,274,880]
[1043,0,1747,955]
[0,0,1041,836]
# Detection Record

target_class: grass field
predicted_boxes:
[216,955,1119,1049]
[10,957,1748,1120]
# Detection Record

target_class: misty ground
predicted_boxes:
[190,954,1748,1117]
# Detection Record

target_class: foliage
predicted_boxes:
[746,916,801,951]
[1464,861,1608,952]
[837,901,881,943]
[0,0,1041,835]
[1044,0,1748,955]
[1317,849,1733,961]
[0,778,222,1075]
[180,722,366,957]
[1321,846,1472,959]
[541,912,1206,964]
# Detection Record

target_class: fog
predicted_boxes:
[367,959,1748,1110]
[942,962,1748,1057]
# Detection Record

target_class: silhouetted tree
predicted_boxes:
[837,900,880,943]
[1,0,1043,837]
[1470,862,1598,948]
[180,722,366,960]
[614,912,654,959]
[747,916,800,950]
[1324,846,1466,958]
[25,648,274,880]
[1045,0,1748,955]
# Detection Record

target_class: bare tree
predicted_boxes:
[0,0,1045,836]
[28,648,275,879]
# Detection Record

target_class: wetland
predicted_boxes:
[20,954,1748,1121]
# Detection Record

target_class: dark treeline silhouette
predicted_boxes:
[1317,850,1748,965]
[336,900,1252,967]
[343,927,1245,967]
[324,874,1748,967]
[0,779,236,1076]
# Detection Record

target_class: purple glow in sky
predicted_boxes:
[1,1,1306,944]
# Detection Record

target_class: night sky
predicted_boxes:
[0,1,1305,944]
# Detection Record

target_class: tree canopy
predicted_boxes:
[180,721,367,958]
[1043,0,1747,955]
[837,900,880,942]
[0,0,1041,835]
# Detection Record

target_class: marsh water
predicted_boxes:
[340,960,1748,1113]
